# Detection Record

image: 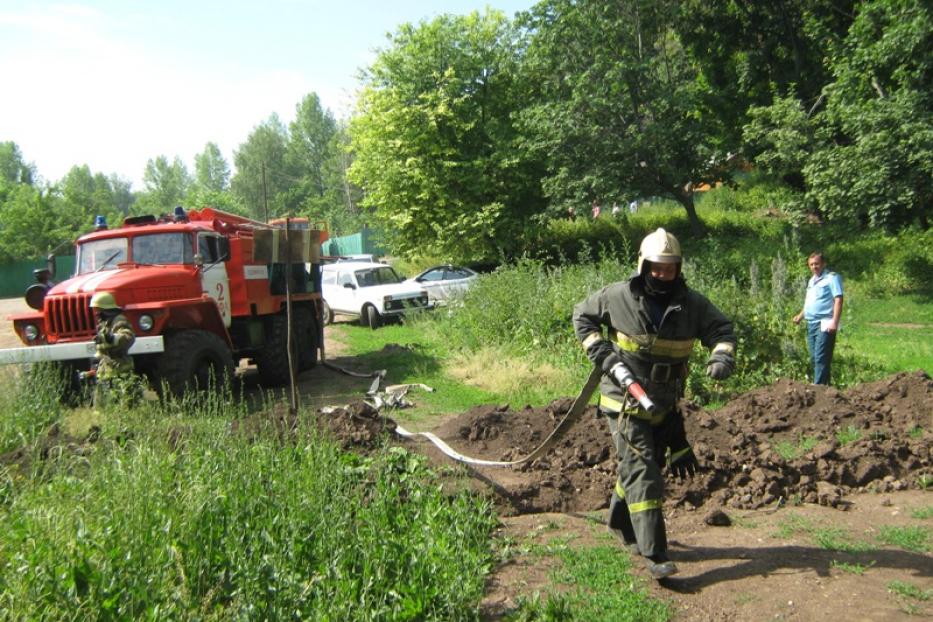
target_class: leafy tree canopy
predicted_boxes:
[350,9,542,260]
[516,0,725,234]
[0,141,36,188]
[135,155,191,215]
[744,0,931,229]
[231,114,290,221]
[193,142,230,193]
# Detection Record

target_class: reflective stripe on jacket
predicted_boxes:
[572,275,736,416]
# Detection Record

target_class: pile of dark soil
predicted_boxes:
[231,401,396,452]
[0,423,102,474]
[312,371,931,516]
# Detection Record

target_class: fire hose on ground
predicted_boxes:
[322,356,658,467]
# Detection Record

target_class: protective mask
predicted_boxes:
[644,274,676,297]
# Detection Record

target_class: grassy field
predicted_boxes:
[841,295,933,374]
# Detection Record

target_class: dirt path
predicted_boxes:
[483,490,932,621]
[307,372,932,620]
[0,297,29,349]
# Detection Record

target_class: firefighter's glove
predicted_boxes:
[669,446,699,480]
[663,410,699,479]
[706,350,734,380]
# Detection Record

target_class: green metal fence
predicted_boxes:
[0,256,76,299]
[321,228,386,258]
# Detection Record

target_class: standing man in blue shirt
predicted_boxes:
[793,251,844,384]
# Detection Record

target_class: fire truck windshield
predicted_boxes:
[77,238,128,274]
[132,233,194,265]
[77,233,193,274]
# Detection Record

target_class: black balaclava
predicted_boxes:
[641,263,681,327]
[98,308,121,322]
[642,260,681,297]
[644,273,676,297]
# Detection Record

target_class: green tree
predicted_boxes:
[193,142,230,192]
[135,156,191,214]
[187,142,246,215]
[109,175,135,217]
[517,0,723,234]
[744,0,931,229]
[231,115,290,221]
[350,9,540,259]
[0,141,35,187]
[0,185,72,262]
[675,0,856,152]
[284,93,337,214]
[57,165,124,229]
[809,0,931,229]
[315,125,366,235]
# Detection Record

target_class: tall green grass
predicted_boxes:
[0,382,497,620]
[423,251,885,406]
[407,183,924,403]
[0,363,66,454]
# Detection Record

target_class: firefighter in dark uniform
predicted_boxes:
[89,291,137,408]
[572,228,736,579]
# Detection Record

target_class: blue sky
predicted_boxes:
[0,1,535,189]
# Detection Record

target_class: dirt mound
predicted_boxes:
[405,371,933,515]
[0,423,103,474]
[231,401,398,452]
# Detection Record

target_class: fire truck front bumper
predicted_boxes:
[0,336,165,366]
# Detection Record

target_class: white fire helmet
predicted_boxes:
[637,228,682,275]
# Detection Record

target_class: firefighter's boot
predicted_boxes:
[606,491,639,555]
[644,520,677,580]
[645,553,678,580]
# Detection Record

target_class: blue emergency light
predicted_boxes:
[173,206,187,222]
[94,215,107,230]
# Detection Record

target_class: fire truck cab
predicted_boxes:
[4,207,325,396]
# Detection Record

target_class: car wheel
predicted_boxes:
[321,300,333,326]
[363,304,381,329]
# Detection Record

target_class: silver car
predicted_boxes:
[405,265,478,305]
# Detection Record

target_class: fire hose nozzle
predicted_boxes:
[609,363,657,413]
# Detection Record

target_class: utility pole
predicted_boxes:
[284,217,298,414]
[261,161,269,222]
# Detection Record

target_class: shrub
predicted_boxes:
[430,242,884,405]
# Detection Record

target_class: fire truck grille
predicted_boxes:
[46,294,96,339]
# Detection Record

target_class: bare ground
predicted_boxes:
[304,369,933,621]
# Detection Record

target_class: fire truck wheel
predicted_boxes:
[362,304,381,330]
[321,301,333,326]
[294,306,319,372]
[255,314,291,386]
[156,330,234,396]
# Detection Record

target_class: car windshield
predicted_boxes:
[133,233,193,265]
[355,266,403,287]
[77,238,128,274]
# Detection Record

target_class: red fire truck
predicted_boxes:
[1,207,326,396]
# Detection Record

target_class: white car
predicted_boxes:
[321,262,430,328]
[405,265,478,305]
